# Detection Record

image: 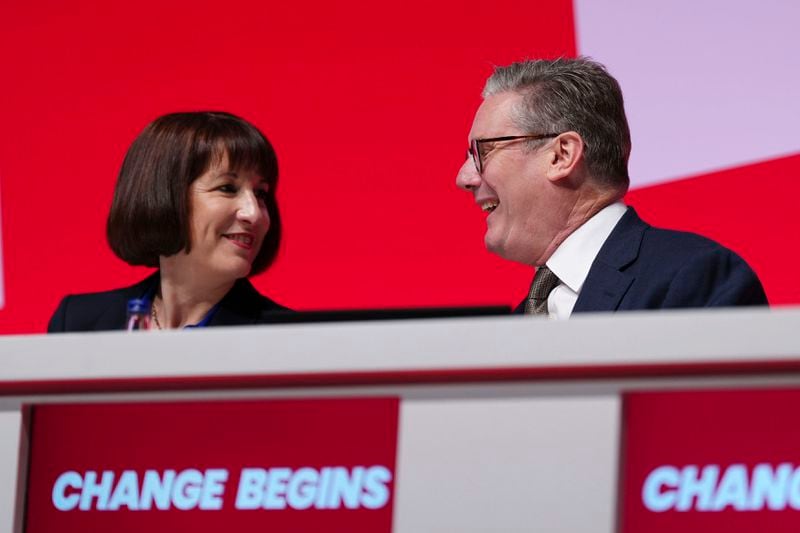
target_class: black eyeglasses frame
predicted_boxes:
[467,133,561,174]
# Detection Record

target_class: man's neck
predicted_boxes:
[534,188,622,266]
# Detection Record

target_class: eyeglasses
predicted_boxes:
[467,133,560,174]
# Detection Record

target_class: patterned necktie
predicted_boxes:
[524,265,560,316]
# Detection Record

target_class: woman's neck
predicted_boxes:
[156,259,235,329]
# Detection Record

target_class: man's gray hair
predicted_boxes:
[483,57,631,190]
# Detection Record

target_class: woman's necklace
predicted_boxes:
[151,299,163,330]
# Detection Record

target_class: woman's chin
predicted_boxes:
[208,259,252,284]
[229,262,253,280]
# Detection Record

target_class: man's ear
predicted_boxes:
[546,131,584,182]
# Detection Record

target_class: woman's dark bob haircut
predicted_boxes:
[107,111,281,276]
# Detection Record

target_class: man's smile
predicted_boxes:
[481,200,499,213]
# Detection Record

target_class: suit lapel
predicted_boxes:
[91,292,131,330]
[572,261,634,312]
[208,278,262,327]
[93,273,160,330]
[573,208,646,313]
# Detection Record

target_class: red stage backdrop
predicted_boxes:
[0,0,796,334]
[25,398,399,532]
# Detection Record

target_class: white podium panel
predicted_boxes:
[1,307,799,533]
[395,396,620,533]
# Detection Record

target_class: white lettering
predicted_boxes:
[315,466,333,509]
[749,463,792,510]
[51,465,393,512]
[236,468,266,510]
[199,469,228,510]
[327,466,363,509]
[52,471,82,511]
[232,465,392,511]
[677,465,718,511]
[642,465,679,512]
[264,467,291,509]
[362,466,392,509]
[711,464,748,511]
[139,470,176,510]
[286,467,318,510]
[108,470,139,510]
[172,469,203,510]
[79,471,114,511]
[642,463,800,513]
[788,466,800,509]
[52,469,229,512]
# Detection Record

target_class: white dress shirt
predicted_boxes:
[545,202,628,319]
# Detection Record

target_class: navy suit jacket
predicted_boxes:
[517,208,767,313]
[48,273,289,332]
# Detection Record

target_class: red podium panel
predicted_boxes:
[24,397,399,533]
[621,389,800,533]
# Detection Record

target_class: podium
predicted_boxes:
[1,307,799,532]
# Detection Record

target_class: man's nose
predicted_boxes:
[456,158,481,191]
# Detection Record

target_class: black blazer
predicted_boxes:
[517,208,768,313]
[48,273,290,332]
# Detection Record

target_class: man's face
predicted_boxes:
[456,91,563,266]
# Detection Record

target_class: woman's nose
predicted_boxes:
[237,190,264,224]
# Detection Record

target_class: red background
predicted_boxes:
[0,0,795,334]
[620,389,800,533]
[25,398,399,532]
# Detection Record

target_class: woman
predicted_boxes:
[48,111,288,331]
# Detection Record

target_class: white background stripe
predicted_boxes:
[575,0,800,187]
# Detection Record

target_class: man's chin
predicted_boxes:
[485,236,534,265]
[485,236,512,261]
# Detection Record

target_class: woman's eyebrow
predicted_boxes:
[215,170,238,178]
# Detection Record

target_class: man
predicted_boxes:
[456,57,767,317]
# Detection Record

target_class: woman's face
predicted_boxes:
[179,155,271,285]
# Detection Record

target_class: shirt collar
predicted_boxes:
[546,202,628,294]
